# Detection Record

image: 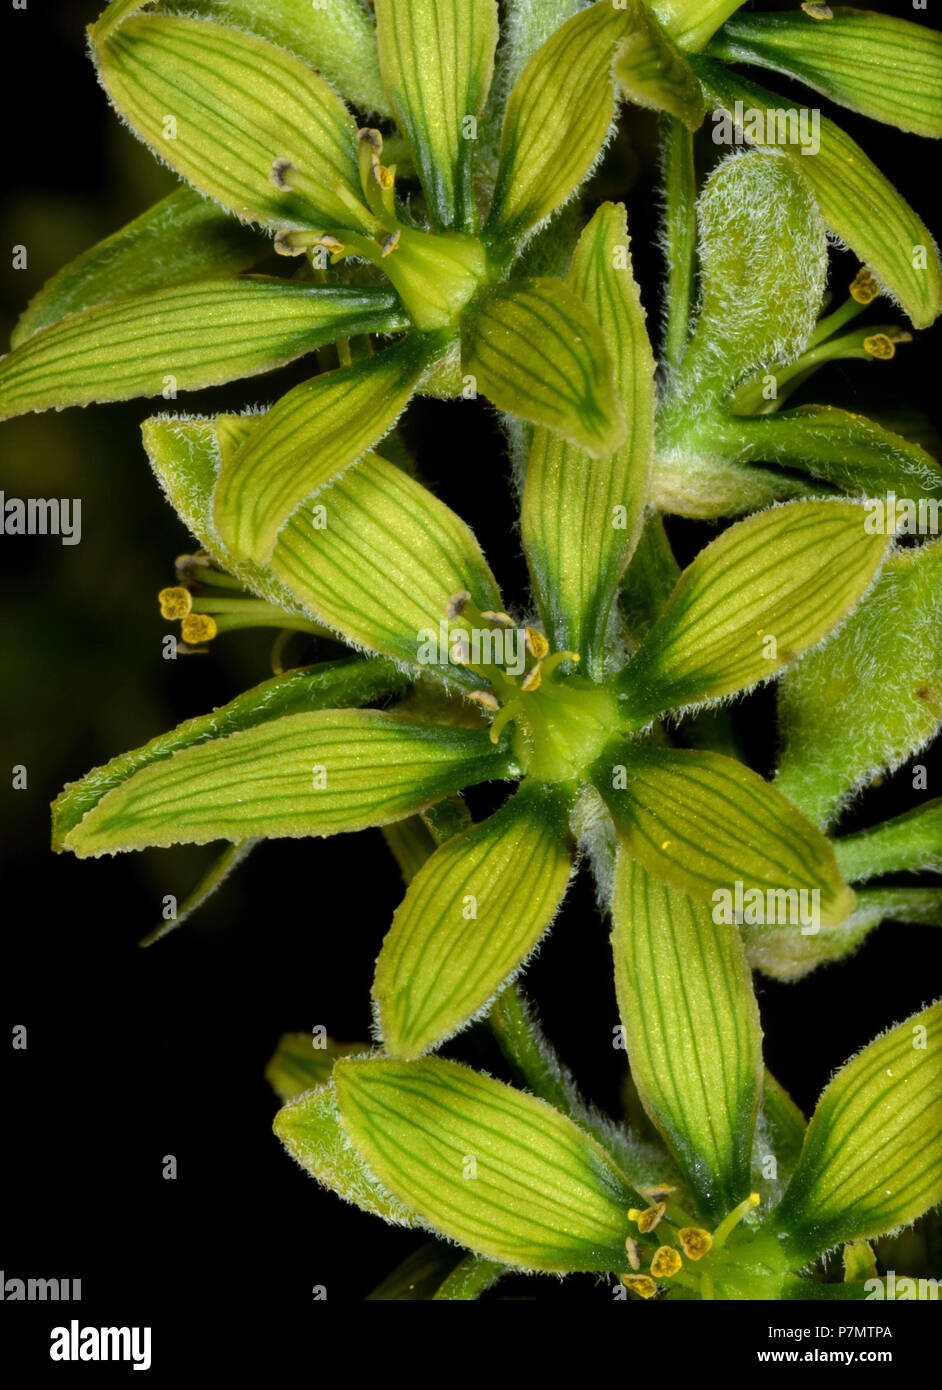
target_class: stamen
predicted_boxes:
[481,611,514,628]
[850,267,880,304]
[863,332,896,360]
[181,613,218,644]
[625,1237,642,1271]
[642,1185,677,1202]
[678,1228,713,1261]
[629,1202,667,1234]
[521,662,543,692]
[269,157,295,190]
[159,586,192,620]
[650,1246,683,1279]
[381,229,402,258]
[446,590,471,621]
[712,1192,761,1249]
[526,627,550,660]
[468,690,500,712]
[620,1274,657,1299]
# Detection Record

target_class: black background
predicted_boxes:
[1,0,940,1368]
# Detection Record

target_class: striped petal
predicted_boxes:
[61,709,513,857]
[770,1004,942,1266]
[595,742,855,927]
[0,281,406,420]
[373,783,575,1058]
[522,202,655,675]
[144,414,503,688]
[212,336,432,564]
[611,854,762,1221]
[464,278,626,457]
[374,0,498,231]
[616,500,890,724]
[333,1055,639,1272]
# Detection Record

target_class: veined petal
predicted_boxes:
[93,14,366,232]
[333,1055,639,1273]
[12,187,266,346]
[143,415,503,688]
[647,0,746,53]
[692,60,942,329]
[615,0,706,130]
[595,742,855,926]
[615,500,890,723]
[374,783,575,1059]
[52,657,405,850]
[708,407,942,504]
[611,854,762,1221]
[0,280,406,420]
[266,1033,365,1104]
[769,1004,942,1266]
[61,709,513,858]
[161,0,391,117]
[707,10,942,139]
[464,278,626,457]
[776,539,942,829]
[212,335,433,564]
[522,203,655,675]
[274,1080,419,1225]
[485,0,630,252]
[374,0,498,231]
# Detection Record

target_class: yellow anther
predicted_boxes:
[159,586,192,620]
[678,1228,713,1261]
[642,1185,677,1202]
[629,1202,667,1234]
[381,229,402,257]
[181,613,218,644]
[375,163,395,191]
[801,2,833,18]
[525,627,550,660]
[467,690,500,712]
[850,267,880,304]
[864,333,895,361]
[481,611,514,628]
[521,662,543,692]
[650,1246,683,1279]
[621,1274,657,1299]
[446,590,471,620]
[660,840,671,851]
[313,235,346,255]
[625,1236,642,1271]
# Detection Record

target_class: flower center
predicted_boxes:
[448,592,619,785]
[271,129,488,332]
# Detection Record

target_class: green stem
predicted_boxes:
[489,983,575,1114]
[431,1253,504,1301]
[660,115,698,372]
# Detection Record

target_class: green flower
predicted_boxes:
[52,204,896,1050]
[271,875,942,1300]
[0,0,656,565]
